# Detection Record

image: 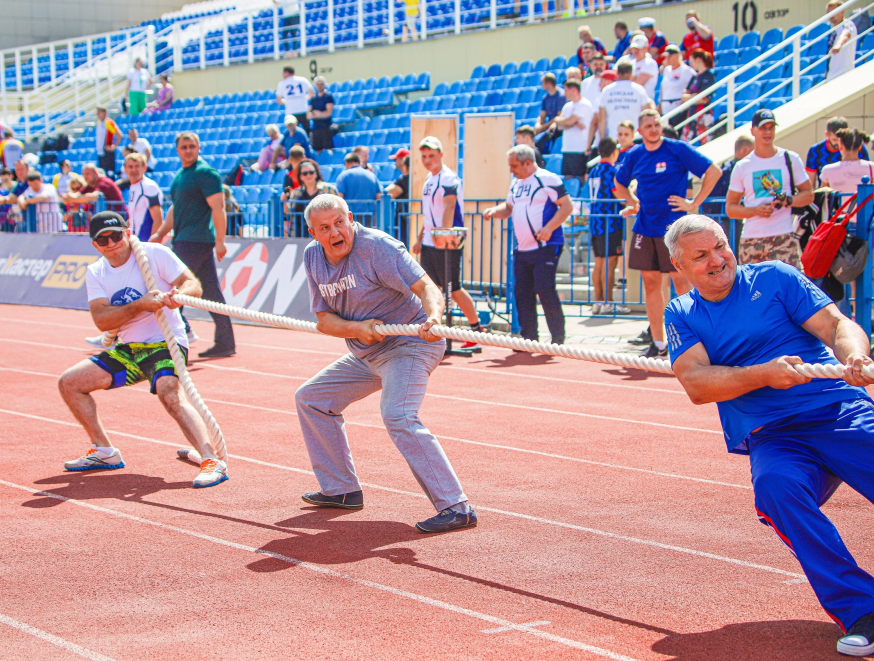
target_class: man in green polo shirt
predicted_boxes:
[150,131,235,357]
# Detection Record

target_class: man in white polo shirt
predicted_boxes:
[124,152,163,241]
[599,62,654,139]
[660,44,695,117]
[550,79,595,188]
[128,128,157,171]
[630,34,659,101]
[276,66,315,134]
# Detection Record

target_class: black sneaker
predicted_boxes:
[197,345,236,358]
[629,326,652,346]
[301,490,364,510]
[642,343,668,358]
[416,506,478,533]
[838,612,874,657]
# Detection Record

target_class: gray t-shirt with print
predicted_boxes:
[305,223,438,359]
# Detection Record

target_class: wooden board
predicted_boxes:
[410,115,458,201]
[461,113,514,199]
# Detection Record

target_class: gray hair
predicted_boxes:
[314,75,327,85]
[303,193,349,228]
[664,214,727,259]
[507,144,536,164]
[266,123,279,137]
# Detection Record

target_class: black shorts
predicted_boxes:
[311,127,333,152]
[294,113,309,133]
[98,151,117,175]
[421,245,462,293]
[627,232,676,273]
[591,230,624,258]
[561,152,588,178]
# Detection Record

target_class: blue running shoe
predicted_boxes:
[64,447,125,471]
[302,490,364,510]
[416,506,478,533]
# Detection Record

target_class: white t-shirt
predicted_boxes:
[127,176,164,240]
[506,169,568,252]
[579,77,603,142]
[728,148,808,238]
[659,63,695,112]
[24,183,64,232]
[599,81,651,140]
[827,19,857,81]
[127,68,152,93]
[820,159,874,194]
[132,137,157,169]
[421,165,463,248]
[85,242,188,347]
[632,54,659,100]
[559,97,594,153]
[276,75,315,115]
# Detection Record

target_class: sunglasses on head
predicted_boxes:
[300,169,317,176]
[94,231,124,247]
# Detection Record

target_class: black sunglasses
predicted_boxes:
[300,169,317,176]
[94,231,124,247]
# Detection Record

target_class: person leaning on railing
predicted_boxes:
[680,49,715,144]
[18,169,64,233]
[826,0,858,82]
[282,159,337,237]
[0,167,13,232]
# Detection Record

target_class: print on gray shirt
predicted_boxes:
[305,223,439,358]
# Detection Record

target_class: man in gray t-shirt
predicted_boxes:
[295,194,476,534]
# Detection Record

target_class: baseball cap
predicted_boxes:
[751,108,778,127]
[630,35,648,49]
[591,53,605,61]
[283,114,298,126]
[582,42,595,50]
[601,70,618,82]
[89,210,128,240]
[419,136,443,152]
[665,44,681,54]
[638,16,656,27]
[389,147,411,159]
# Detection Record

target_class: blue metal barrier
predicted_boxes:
[855,178,874,338]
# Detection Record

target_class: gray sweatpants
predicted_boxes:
[295,340,467,512]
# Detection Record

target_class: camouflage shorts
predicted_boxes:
[738,232,803,270]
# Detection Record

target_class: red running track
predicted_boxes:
[1,303,872,660]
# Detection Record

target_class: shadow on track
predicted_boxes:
[602,367,677,381]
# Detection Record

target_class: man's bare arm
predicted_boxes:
[441,193,458,229]
[410,275,445,343]
[206,192,228,261]
[802,304,874,387]
[315,310,384,345]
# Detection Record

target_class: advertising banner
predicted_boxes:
[0,234,315,324]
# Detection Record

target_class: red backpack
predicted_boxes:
[801,191,874,278]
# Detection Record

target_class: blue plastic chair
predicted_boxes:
[761,28,783,51]
[518,59,534,74]
[409,98,426,112]
[462,79,478,94]
[716,50,738,67]
[437,95,456,111]
[468,92,487,108]
[476,78,493,92]
[486,63,502,77]
[423,96,440,112]
[533,57,550,72]
[382,115,398,130]
[502,61,518,76]
[549,55,567,69]
[433,82,450,96]
[485,91,502,107]
[471,64,486,78]
[739,47,762,65]
[415,72,430,90]
[739,31,761,49]
[717,34,739,51]
[449,80,464,95]
[502,90,519,105]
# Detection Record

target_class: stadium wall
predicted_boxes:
[172,0,826,99]
[0,1,188,49]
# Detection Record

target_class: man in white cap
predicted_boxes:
[630,33,660,101]
[638,17,668,66]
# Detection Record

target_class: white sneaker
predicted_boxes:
[64,447,125,471]
[85,335,115,350]
[177,448,203,464]
[192,458,228,488]
[187,329,199,343]
[591,304,602,315]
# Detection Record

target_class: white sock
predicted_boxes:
[94,446,115,456]
[654,340,667,350]
[448,501,471,514]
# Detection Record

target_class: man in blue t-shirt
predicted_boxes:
[335,152,381,220]
[664,214,874,658]
[535,73,566,155]
[271,115,313,168]
[614,109,721,358]
[295,193,476,534]
[307,76,335,153]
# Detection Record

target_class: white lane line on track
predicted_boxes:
[0,612,119,661]
[484,620,551,634]
[0,339,721,435]
[0,478,641,661]
[0,406,800,578]
[0,366,752,491]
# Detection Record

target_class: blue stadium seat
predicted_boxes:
[399,73,416,90]
[409,98,426,112]
[739,47,762,65]
[449,80,464,94]
[394,99,411,114]
[351,78,366,92]
[736,82,762,102]
[423,96,439,111]
[462,79,478,94]
[371,130,388,146]
[454,93,471,109]
[502,61,518,76]
[717,34,739,52]
[382,115,398,129]
[804,39,828,58]
[317,150,333,165]
[471,65,487,78]
[389,74,403,88]
[502,90,519,105]
[518,59,534,73]
[739,31,761,49]
[761,28,783,51]
[485,91,502,107]
[477,78,494,91]
[320,165,334,180]
[545,154,561,174]
[737,64,761,83]
[518,88,537,104]
[716,50,738,67]
[371,146,390,162]
[785,25,804,40]
[414,72,430,90]
[364,77,378,90]
[355,116,371,131]
[331,150,347,165]
[486,63,502,77]
[386,128,403,144]
[468,92,487,108]
[433,81,450,96]
[550,55,566,69]
[533,57,550,72]
[438,95,456,111]
[272,169,286,184]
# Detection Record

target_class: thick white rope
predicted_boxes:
[167,293,873,381]
[102,238,228,462]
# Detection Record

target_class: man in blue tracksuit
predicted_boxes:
[663,214,874,657]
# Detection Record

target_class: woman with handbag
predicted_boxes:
[820,128,874,194]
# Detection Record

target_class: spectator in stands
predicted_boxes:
[660,44,695,118]
[52,160,73,196]
[638,17,668,66]
[284,159,337,235]
[681,9,714,59]
[402,0,419,42]
[389,147,411,177]
[613,108,721,358]
[95,106,121,178]
[704,134,754,216]
[125,58,152,117]
[18,170,64,232]
[150,131,235,358]
[599,62,654,139]
[285,145,307,190]
[581,56,607,147]
[276,66,315,132]
[820,128,874,193]
[64,163,123,207]
[0,129,24,170]
[827,0,858,82]
[680,49,716,144]
[630,35,659,100]
[587,137,630,315]
[0,160,28,227]
[252,124,284,173]
[0,167,12,231]
[128,128,156,172]
[726,109,814,267]
[565,66,582,83]
[272,115,313,169]
[63,174,87,231]
[806,117,869,186]
[143,74,174,115]
[616,119,636,164]
[336,152,381,218]
[353,145,375,173]
[224,184,243,237]
[612,21,631,62]
[386,153,411,243]
[577,43,596,79]
[577,25,607,62]
[307,76,335,152]
[535,73,566,154]
[514,126,545,168]
[551,79,596,188]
